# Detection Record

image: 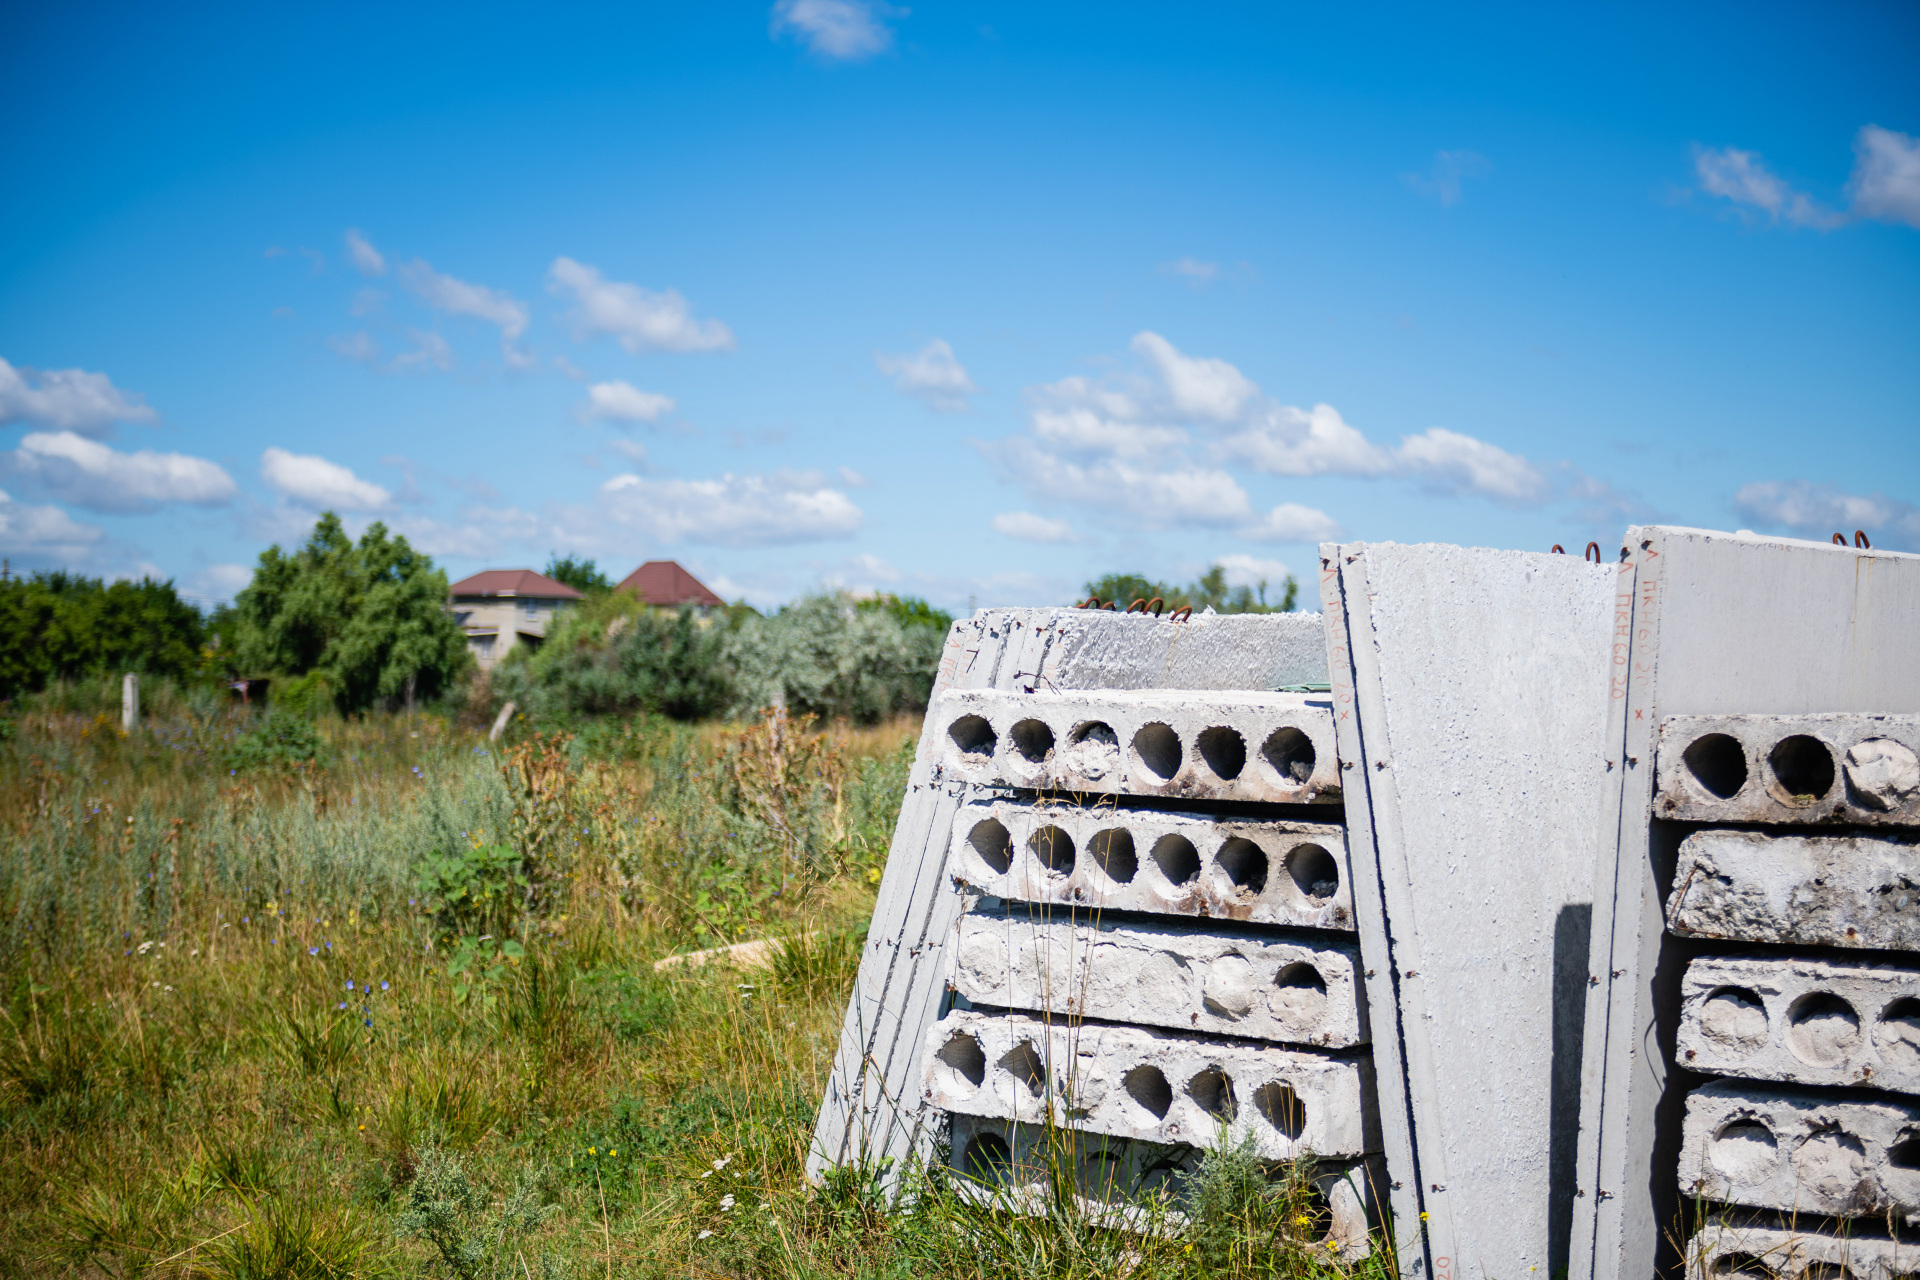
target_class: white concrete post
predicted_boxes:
[121,672,138,733]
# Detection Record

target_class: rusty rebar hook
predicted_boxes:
[1550,544,1565,554]
[1077,596,1102,609]
[1834,533,1848,545]
[1169,605,1193,623]
[1585,542,1601,564]
[1101,601,1117,610]
[1127,598,1149,613]
[1147,596,1165,616]
[1856,530,1872,549]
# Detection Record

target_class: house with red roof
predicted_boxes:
[615,560,726,609]
[447,569,582,670]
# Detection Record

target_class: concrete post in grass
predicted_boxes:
[121,672,138,733]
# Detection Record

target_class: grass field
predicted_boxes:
[0,681,1393,1278]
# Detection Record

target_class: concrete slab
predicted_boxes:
[921,1008,1376,1162]
[1677,1078,1920,1221]
[933,688,1341,804]
[952,906,1367,1047]
[947,798,1354,931]
[1667,829,1920,952]
[1683,1224,1920,1280]
[1655,714,1920,826]
[1678,955,1920,1091]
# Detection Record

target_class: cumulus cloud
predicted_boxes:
[578,380,677,424]
[547,257,734,354]
[390,330,455,373]
[0,357,156,438]
[344,229,387,276]
[1396,427,1549,506]
[992,437,1251,529]
[770,0,896,60]
[8,431,236,513]
[1850,125,1920,230]
[1214,554,1293,590]
[1406,150,1491,206]
[1733,480,1920,550]
[1238,502,1344,544]
[0,487,104,564]
[992,511,1075,543]
[1694,145,1844,228]
[397,257,531,363]
[600,469,862,546]
[260,447,392,512]
[876,339,976,412]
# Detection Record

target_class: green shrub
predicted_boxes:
[224,712,328,772]
[416,843,530,937]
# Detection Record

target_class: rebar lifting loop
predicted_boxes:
[1127,598,1149,613]
[1101,601,1118,610]
[1147,596,1165,616]
[1585,542,1602,564]
[1551,544,1565,554]
[1856,530,1872,549]
[1834,533,1848,545]
[1078,596,1102,609]
[1169,605,1193,623]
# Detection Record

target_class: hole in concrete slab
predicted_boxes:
[1202,955,1258,1019]
[1700,986,1769,1054]
[1079,1144,1127,1200]
[1273,962,1329,1024]
[1786,992,1861,1067]
[1709,1254,1778,1278]
[1188,1068,1236,1120]
[1001,1041,1046,1097]
[1123,1064,1172,1120]
[1769,735,1837,805]
[936,1031,987,1091]
[1087,828,1137,884]
[1888,1131,1920,1171]
[1800,1267,1857,1280]
[1215,838,1269,898]
[1285,843,1339,906]
[1029,825,1076,877]
[1196,726,1247,780]
[1845,737,1920,811]
[1792,1128,1867,1200]
[1254,1081,1306,1139]
[1062,721,1121,781]
[967,818,1012,875]
[1151,835,1201,887]
[1131,723,1183,782]
[1009,718,1055,765]
[949,715,997,764]
[963,1132,1011,1183]
[1262,727,1316,784]
[1877,998,1920,1072]
[1708,1119,1778,1185]
[1683,733,1748,800]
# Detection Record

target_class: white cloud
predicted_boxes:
[344,229,387,276]
[992,511,1075,543]
[8,431,236,513]
[547,257,734,354]
[0,486,104,564]
[1214,554,1293,590]
[837,466,869,487]
[1222,403,1393,478]
[993,438,1251,529]
[600,469,862,546]
[1238,502,1344,544]
[1132,332,1259,422]
[578,380,676,424]
[1733,480,1920,551]
[876,339,976,412]
[770,0,896,60]
[260,447,393,512]
[397,257,531,363]
[390,330,455,373]
[1694,145,1844,229]
[1406,150,1491,207]
[1158,257,1219,285]
[0,357,156,438]
[1850,125,1920,230]
[1396,427,1549,505]
[328,331,381,364]
[190,563,254,601]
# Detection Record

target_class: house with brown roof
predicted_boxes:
[616,560,726,609]
[447,569,583,670]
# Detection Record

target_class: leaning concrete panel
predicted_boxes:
[1654,713,1920,825]
[921,1008,1376,1161]
[952,907,1367,1047]
[948,798,1354,930]
[1676,1079,1920,1220]
[934,688,1340,803]
[1678,954,1920,1091]
[1666,829,1920,951]
[1322,541,1617,1279]
[1683,1224,1920,1280]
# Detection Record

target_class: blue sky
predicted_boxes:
[2,1,1916,611]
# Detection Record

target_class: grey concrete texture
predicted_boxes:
[933,688,1341,804]
[946,798,1354,931]
[1678,955,1920,1091]
[952,907,1368,1048]
[1684,1223,1920,1280]
[1655,713,1920,826]
[921,1008,1376,1162]
[1677,1079,1920,1221]
[1021,609,1332,694]
[945,1112,1377,1260]
[1668,829,1920,951]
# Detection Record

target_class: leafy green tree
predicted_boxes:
[225,513,471,713]
[0,572,206,699]
[492,590,734,721]
[1081,565,1298,614]
[542,553,611,594]
[856,593,954,634]
[727,591,945,723]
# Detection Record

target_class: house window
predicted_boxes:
[524,598,539,616]
[471,634,495,657]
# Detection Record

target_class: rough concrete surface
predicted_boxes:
[947,799,1354,931]
[1679,954,1920,1091]
[1027,610,1331,695]
[1667,829,1920,951]
[952,907,1367,1047]
[1677,1079,1920,1221]
[945,1112,1376,1260]
[933,688,1341,804]
[1655,714,1920,826]
[921,1009,1376,1162]
[1684,1223,1920,1280]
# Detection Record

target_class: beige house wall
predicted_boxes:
[451,596,569,671]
